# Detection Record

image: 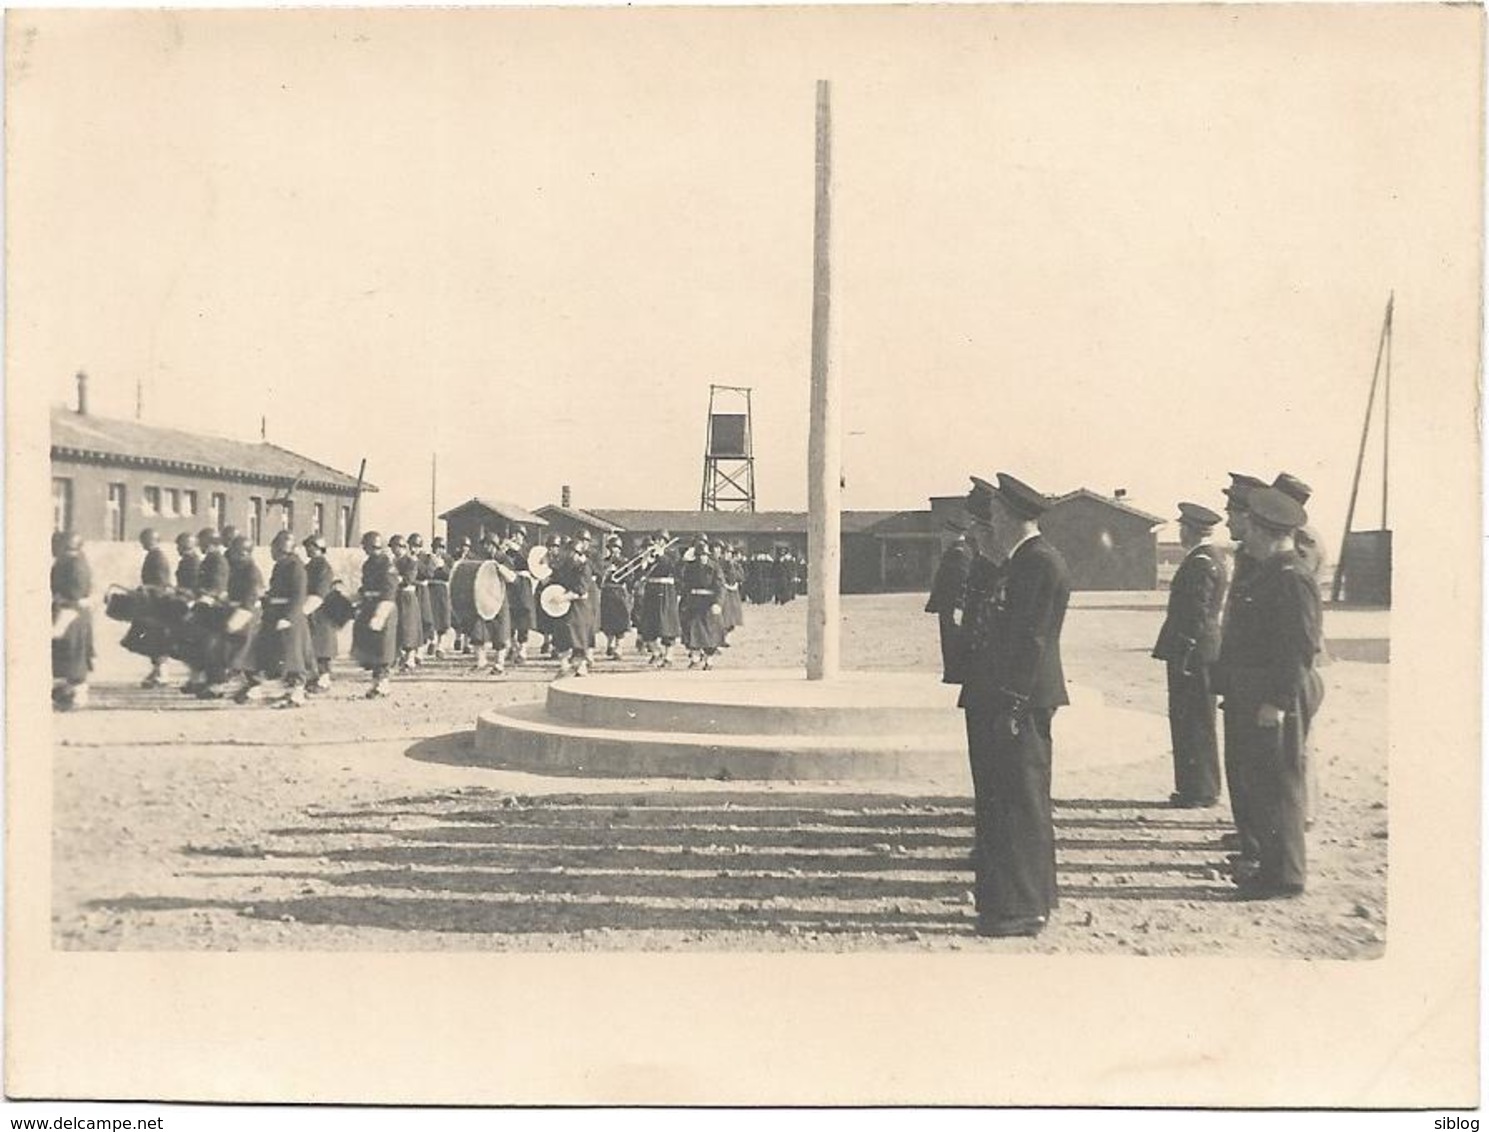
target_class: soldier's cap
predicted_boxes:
[388,534,406,547]
[994,473,1051,520]
[408,533,424,547]
[230,535,253,552]
[176,531,197,547]
[1246,487,1307,533]
[431,537,445,547]
[271,529,295,550]
[1222,473,1268,508]
[965,476,997,522]
[1272,472,1313,505]
[198,528,221,546]
[1177,502,1222,529]
[303,534,327,551]
[363,530,383,545]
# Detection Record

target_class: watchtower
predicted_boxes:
[699,384,756,512]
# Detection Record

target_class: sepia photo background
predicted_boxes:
[7,3,1482,1107]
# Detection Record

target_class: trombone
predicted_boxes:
[608,536,679,584]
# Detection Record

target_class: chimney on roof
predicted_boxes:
[1114,488,1128,500]
[261,415,267,441]
[561,485,572,508]
[75,371,88,416]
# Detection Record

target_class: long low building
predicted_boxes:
[442,488,1164,593]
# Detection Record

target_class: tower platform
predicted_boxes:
[474,669,1165,783]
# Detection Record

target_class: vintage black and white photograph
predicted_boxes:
[7,3,1480,1108]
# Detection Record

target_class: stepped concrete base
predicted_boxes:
[474,669,1165,783]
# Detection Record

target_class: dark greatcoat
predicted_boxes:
[122,546,179,659]
[548,552,596,653]
[1215,549,1321,889]
[719,557,745,632]
[414,552,436,638]
[466,548,512,649]
[352,551,400,669]
[925,541,972,684]
[394,552,425,650]
[637,551,682,642]
[428,551,453,636]
[305,555,341,662]
[1152,542,1229,804]
[223,554,265,674]
[505,548,536,637]
[599,556,633,639]
[255,554,314,679]
[168,551,205,663]
[51,550,95,683]
[679,558,726,651]
[958,534,1071,926]
[190,549,231,679]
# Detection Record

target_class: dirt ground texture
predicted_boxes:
[51,592,1389,956]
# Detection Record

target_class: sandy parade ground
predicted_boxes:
[49,591,1388,957]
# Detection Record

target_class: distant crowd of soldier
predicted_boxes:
[926,470,1324,936]
[48,523,816,709]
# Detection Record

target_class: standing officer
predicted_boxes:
[1216,486,1321,899]
[1272,472,1327,829]
[1152,503,1229,807]
[957,473,1070,938]
[1217,472,1268,858]
[925,522,973,684]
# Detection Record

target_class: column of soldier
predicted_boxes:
[49,522,758,711]
[928,469,1323,939]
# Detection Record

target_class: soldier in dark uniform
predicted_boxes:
[534,533,566,658]
[467,534,512,676]
[352,531,399,698]
[253,530,313,708]
[222,535,265,703]
[717,542,745,647]
[549,534,596,678]
[303,534,340,692]
[1272,472,1328,829]
[957,474,1070,938]
[388,535,424,673]
[598,535,633,660]
[170,531,204,689]
[1152,503,1230,807]
[1216,472,1269,856]
[773,548,797,604]
[503,531,536,667]
[638,532,682,667]
[124,528,175,688]
[51,532,94,711]
[409,533,436,655]
[191,528,231,696]
[1216,487,1322,899]
[925,524,973,684]
[426,536,453,659]
[679,536,726,669]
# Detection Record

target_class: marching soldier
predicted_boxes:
[125,528,174,688]
[252,530,314,708]
[925,524,973,684]
[175,531,202,594]
[638,531,682,667]
[468,534,513,676]
[598,534,633,660]
[503,531,537,667]
[1152,503,1229,808]
[426,536,453,658]
[679,536,726,669]
[352,531,399,699]
[171,531,204,691]
[388,535,424,673]
[191,528,232,697]
[717,542,745,647]
[957,474,1070,938]
[409,533,436,655]
[1216,487,1322,899]
[549,533,596,678]
[303,534,340,692]
[223,535,265,703]
[51,532,94,711]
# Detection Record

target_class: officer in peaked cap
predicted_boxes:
[1152,502,1230,808]
[1215,485,1322,899]
[925,514,974,684]
[1271,473,1313,506]
[956,472,1070,937]
[1217,473,1268,853]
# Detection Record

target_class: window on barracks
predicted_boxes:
[52,478,73,533]
[142,486,160,516]
[313,503,325,537]
[282,502,294,533]
[340,505,351,547]
[162,488,179,518]
[182,489,198,518]
[248,497,264,545]
[210,493,226,531]
[107,484,126,541]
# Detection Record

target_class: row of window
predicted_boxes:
[52,478,346,545]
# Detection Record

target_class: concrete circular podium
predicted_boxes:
[474,669,1165,783]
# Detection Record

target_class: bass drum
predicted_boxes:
[450,559,504,628]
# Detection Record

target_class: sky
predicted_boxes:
[13,6,1481,555]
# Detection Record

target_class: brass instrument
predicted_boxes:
[608,536,679,584]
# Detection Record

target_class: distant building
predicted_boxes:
[51,379,373,546]
[533,503,624,544]
[931,487,1164,590]
[438,497,548,548]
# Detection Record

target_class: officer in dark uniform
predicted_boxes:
[1271,471,1327,828]
[1217,472,1268,855]
[1216,487,1322,899]
[1152,503,1229,807]
[925,522,973,684]
[958,473,1071,938]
